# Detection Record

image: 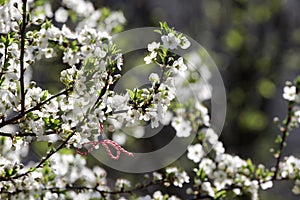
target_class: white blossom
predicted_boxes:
[202,182,215,197]
[138,195,152,200]
[62,49,80,66]
[180,36,190,49]
[294,109,300,123]
[115,179,131,189]
[260,181,273,190]
[149,73,160,83]
[283,85,297,101]
[144,51,157,64]
[112,132,127,145]
[172,57,187,75]
[171,116,192,137]
[161,33,180,50]
[148,42,160,52]
[187,144,204,163]
[153,172,163,180]
[292,180,300,195]
[55,7,68,23]
[166,167,190,187]
[153,191,163,200]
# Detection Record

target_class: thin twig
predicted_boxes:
[0,179,165,197]
[273,101,293,180]
[0,88,70,129]
[0,40,8,85]
[0,130,57,138]
[19,0,28,115]
[0,132,75,181]
[91,71,111,111]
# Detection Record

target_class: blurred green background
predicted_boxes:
[33,0,300,199]
[94,1,300,199]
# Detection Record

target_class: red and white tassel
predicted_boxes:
[75,123,134,160]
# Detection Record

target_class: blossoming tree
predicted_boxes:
[0,0,300,199]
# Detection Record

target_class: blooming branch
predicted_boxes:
[272,101,294,180]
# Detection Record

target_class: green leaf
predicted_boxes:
[5,168,13,176]
[112,25,124,33]
[26,12,31,22]
[60,148,74,155]
[126,89,135,99]
[42,117,50,125]
[256,167,263,177]
[42,19,52,30]
[275,134,282,144]
[48,173,56,181]
[214,190,226,200]
[28,167,35,173]
[69,10,77,22]
[247,158,255,174]
[40,90,48,101]
[42,165,51,176]
[0,0,9,5]
[3,62,10,70]
[196,168,206,181]
[26,112,39,120]
[154,29,162,35]
[101,7,111,18]
[34,0,45,7]
[70,40,78,51]
[1,36,6,44]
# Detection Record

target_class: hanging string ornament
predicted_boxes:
[75,123,134,160]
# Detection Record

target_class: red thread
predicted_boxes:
[75,123,134,160]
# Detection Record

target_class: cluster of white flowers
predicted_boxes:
[281,81,300,130]
[138,191,180,200]
[0,1,22,34]
[278,156,300,194]
[165,167,190,188]
[171,115,192,137]
[0,152,110,199]
[142,30,215,140]
[181,113,300,200]
[278,156,300,179]
[115,178,131,190]
[123,75,176,129]
[0,0,125,198]
[123,30,192,131]
[185,127,275,200]
[0,0,195,198]
[161,33,190,50]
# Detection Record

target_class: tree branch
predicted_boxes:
[0,88,71,129]
[0,130,57,138]
[19,0,28,115]
[272,101,293,180]
[0,39,8,86]
[91,71,111,111]
[0,179,165,197]
[0,131,75,181]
